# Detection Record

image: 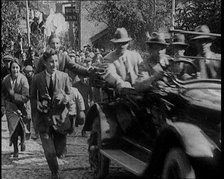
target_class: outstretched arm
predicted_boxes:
[65,53,90,77]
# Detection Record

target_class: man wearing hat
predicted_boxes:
[103,27,145,91]
[191,25,221,79]
[170,33,194,80]
[134,32,171,91]
[1,55,14,79]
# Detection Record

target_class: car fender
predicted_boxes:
[144,122,217,177]
[167,121,216,157]
[83,103,118,141]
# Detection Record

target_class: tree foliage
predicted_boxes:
[1,2,20,51]
[84,0,221,51]
[2,0,50,55]
[84,0,173,50]
[175,0,221,53]
[175,0,221,32]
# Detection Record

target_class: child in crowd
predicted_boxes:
[73,75,92,137]
[67,84,86,135]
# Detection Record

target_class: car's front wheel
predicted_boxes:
[88,117,110,179]
[162,148,195,179]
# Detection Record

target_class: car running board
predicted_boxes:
[100,149,148,176]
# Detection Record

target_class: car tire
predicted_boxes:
[88,117,110,179]
[162,148,195,179]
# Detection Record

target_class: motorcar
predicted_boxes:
[83,59,221,179]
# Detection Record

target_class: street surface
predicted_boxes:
[1,115,136,179]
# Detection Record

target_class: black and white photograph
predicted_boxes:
[1,0,221,178]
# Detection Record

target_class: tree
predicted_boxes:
[175,0,221,53]
[84,0,173,51]
[1,1,20,53]
[84,0,221,52]
[2,0,51,55]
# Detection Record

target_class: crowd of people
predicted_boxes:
[1,24,221,179]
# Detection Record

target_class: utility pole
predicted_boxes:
[171,0,175,30]
[25,0,31,47]
[69,0,74,49]
[78,0,81,50]
[153,0,157,31]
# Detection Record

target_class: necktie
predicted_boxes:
[48,75,54,99]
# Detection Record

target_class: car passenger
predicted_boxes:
[134,32,171,92]
[103,28,146,92]
[170,33,194,80]
[190,25,221,79]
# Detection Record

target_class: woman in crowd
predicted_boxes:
[1,58,30,158]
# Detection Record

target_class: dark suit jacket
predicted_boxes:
[31,70,71,132]
[35,51,89,77]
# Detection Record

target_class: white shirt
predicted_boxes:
[45,70,56,87]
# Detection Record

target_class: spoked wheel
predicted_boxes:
[162,148,196,179]
[88,117,110,179]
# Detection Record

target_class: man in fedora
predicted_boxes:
[170,33,194,80]
[134,32,171,91]
[103,27,145,91]
[171,33,188,58]
[191,25,221,79]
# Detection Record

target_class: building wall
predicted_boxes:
[19,0,108,50]
[80,1,108,49]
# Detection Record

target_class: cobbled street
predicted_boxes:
[1,115,136,179]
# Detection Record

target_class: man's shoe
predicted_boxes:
[31,134,39,140]
[57,154,65,159]
[13,151,19,158]
[66,126,74,134]
[13,147,19,158]
[21,143,26,151]
[51,172,60,179]
[81,130,87,137]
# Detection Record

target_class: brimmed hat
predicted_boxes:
[110,28,132,43]
[146,32,168,46]
[171,33,188,47]
[69,53,76,58]
[84,57,92,62]
[3,55,14,62]
[84,44,90,48]
[24,65,34,72]
[191,25,216,41]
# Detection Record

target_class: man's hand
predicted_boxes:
[55,90,70,104]
[77,111,85,125]
[37,101,43,112]
[88,67,106,77]
[159,56,170,69]
[62,94,70,104]
[8,89,15,98]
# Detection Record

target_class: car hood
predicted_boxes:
[179,80,221,111]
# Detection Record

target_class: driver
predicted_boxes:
[134,32,171,91]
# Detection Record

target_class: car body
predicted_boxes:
[83,60,221,179]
